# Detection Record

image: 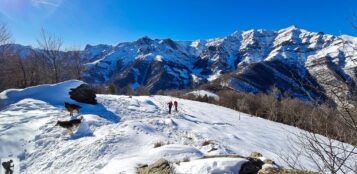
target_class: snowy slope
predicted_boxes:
[0,81,356,174]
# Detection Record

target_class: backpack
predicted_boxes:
[2,161,9,169]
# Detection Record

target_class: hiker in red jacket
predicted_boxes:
[168,101,173,114]
[174,101,178,112]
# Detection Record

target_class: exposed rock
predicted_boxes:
[69,84,97,105]
[161,39,177,50]
[258,167,319,174]
[239,156,265,174]
[249,152,263,158]
[240,161,262,174]
[135,36,153,45]
[263,159,275,165]
[137,159,172,174]
[196,153,317,174]
[201,154,245,159]
[258,167,281,174]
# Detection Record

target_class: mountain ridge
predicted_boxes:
[3,26,357,104]
[81,26,357,104]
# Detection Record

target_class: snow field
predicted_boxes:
[0,81,356,173]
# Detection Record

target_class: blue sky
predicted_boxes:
[0,0,356,48]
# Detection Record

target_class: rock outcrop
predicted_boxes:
[69,84,97,105]
[137,159,172,174]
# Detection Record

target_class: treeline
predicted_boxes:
[0,26,83,92]
[92,83,151,96]
[169,89,357,145]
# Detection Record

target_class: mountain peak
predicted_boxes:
[230,30,243,37]
[285,25,300,30]
[135,36,153,44]
[278,25,303,33]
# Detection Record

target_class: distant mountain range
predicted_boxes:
[5,26,357,104]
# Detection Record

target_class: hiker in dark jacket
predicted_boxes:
[2,160,14,174]
[174,101,178,112]
[168,101,173,114]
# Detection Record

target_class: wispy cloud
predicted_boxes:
[31,0,62,9]
[0,0,63,22]
[30,0,63,17]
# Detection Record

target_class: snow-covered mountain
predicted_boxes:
[82,26,357,103]
[0,44,33,58]
[0,81,356,173]
[3,26,357,104]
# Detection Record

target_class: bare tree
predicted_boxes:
[276,70,357,173]
[16,55,28,87]
[63,47,84,80]
[37,28,64,83]
[123,84,135,97]
[70,49,83,80]
[0,26,85,91]
[271,128,357,174]
[0,23,11,63]
[280,29,357,173]
[0,23,13,91]
[0,23,11,49]
[136,86,149,95]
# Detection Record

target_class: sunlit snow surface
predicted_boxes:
[0,81,356,174]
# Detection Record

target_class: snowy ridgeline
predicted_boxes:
[0,81,356,174]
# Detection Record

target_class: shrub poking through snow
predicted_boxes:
[153,142,164,148]
[182,157,190,162]
[201,140,214,146]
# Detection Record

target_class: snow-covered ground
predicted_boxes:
[0,81,356,174]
